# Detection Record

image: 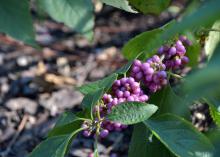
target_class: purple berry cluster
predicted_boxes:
[131,55,167,93]
[158,36,191,69]
[82,35,191,139]
[101,77,148,134]
[112,77,149,102]
[82,77,148,138]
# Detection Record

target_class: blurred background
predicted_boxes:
[0,0,211,157]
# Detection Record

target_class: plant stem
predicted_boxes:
[94,101,102,156]
[96,102,101,136]
[77,117,92,122]
[160,54,165,62]
[94,134,99,155]
[90,106,94,120]
[124,73,126,77]
[167,71,183,79]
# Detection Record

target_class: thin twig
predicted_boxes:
[0,114,29,157]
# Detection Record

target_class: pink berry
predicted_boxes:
[133,59,142,66]
[100,129,109,138]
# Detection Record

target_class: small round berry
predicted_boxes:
[132,66,141,73]
[107,102,113,109]
[127,96,135,101]
[161,64,166,70]
[124,91,130,98]
[141,62,150,71]
[116,90,123,98]
[112,98,118,106]
[83,130,91,137]
[133,88,141,94]
[135,72,143,80]
[152,55,161,62]
[118,98,125,104]
[158,71,167,78]
[179,35,187,42]
[176,40,183,47]
[158,46,164,54]
[133,59,142,66]
[114,122,121,128]
[181,56,189,64]
[131,82,139,90]
[128,77,135,84]
[114,80,121,86]
[121,78,127,85]
[176,45,186,54]
[100,129,109,138]
[169,47,176,55]
[174,58,181,66]
[144,67,154,75]
[145,74,153,82]
[153,74,160,83]
[139,95,149,102]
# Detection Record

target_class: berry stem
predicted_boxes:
[124,73,126,77]
[90,106,94,120]
[167,71,183,79]
[94,134,99,156]
[94,101,101,157]
[95,101,101,136]
[160,54,165,62]
[77,117,93,122]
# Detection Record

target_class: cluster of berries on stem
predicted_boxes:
[82,35,191,139]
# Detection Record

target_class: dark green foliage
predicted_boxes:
[107,102,158,125]
[0,0,36,46]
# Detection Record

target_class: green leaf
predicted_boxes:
[29,135,71,157]
[47,112,82,137]
[208,130,220,157]
[182,44,220,103]
[210,104,220,127]
[205,98,220,127]
[145,114,215,157]
[183,63,220,103]
[128,0,171,15]
[101,0,137,13]
[123,0,220,60]
[115,61,133,74]
[184,32,201,67]
[53,112,76,127]
[0,0,36,46]
[82,88,104,110]
[38,0,94,40]
[107,102,158,125]
[149,85,190,119]
[78,73,118,95]
[128,123,174,157]
[29,127,83,157]
[160,0,220,43]
[122,21,175,60]
[204,21,220,61]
